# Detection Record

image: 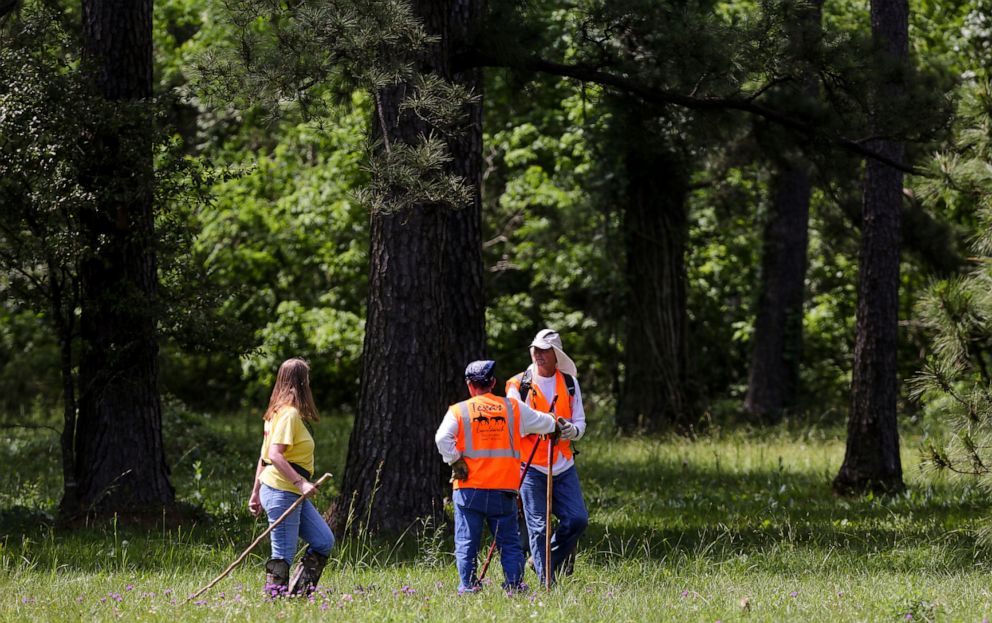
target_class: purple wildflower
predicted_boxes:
[163,589,173,596]
[680,590,689,598]
[789,591,798,598]
[125,584,134,591]
[75,596,84,604]
[904,615,912,621]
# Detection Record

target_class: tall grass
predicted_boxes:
[0,409,990,621]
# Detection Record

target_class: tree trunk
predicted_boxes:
[833,0,907,495]
[442,0,486,409]
[333,0,486,535]
[745,167,811,422]
[616,129,692,432]
[745,0,821,423]
[64,0,175,518]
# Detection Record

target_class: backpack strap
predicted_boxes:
[563,373,575,397]
[521,369,575,403]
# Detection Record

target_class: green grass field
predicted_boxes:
[1,410,990,622]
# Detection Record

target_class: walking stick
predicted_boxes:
[545,434,555,590]
[187,472,333,602]
[477,395,557,583]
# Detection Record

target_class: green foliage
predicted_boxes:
[483,70,623,399]
[183,113,370,409]
[912,81,992,482]
[191,0,476,215]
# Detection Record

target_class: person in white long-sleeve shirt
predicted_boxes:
[435,359,561,594]
[505,329,587,586]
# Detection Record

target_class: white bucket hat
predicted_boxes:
[530,328,578,378]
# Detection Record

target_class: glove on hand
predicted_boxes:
[451,457,469,481]
[557,417,578,441]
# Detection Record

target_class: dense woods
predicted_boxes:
[2,0,992,533]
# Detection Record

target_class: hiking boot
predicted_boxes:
[265,558,290,598]
[288,550,328,596]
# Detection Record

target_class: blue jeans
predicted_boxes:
[520,465,588,585]
[260,484,335,561]
[453,488,525,592]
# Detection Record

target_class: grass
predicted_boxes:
[1,408,991,622]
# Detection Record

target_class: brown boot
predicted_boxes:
[265,558,290,598]
[288,550,328,596]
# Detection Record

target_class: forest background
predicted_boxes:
[4,0,992,618]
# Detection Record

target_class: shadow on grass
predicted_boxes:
[1,425,989,575]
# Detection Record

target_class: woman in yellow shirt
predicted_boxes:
[248,358,334,597]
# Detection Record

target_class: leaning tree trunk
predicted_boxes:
[745,0,822,423]
[745,167,811,422]
[616,124,692,432]
[833,0,907,495]
[64,0,174,519]
[333,0,486,535]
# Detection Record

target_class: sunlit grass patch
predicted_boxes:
[1,413,991,621]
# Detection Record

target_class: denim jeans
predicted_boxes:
[520,465,588,585]
[453,488,525,593]
[260,483,335,561]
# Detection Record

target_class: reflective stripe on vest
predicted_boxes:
[459,399,519,459]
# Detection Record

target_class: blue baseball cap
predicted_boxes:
[464,360,496,383]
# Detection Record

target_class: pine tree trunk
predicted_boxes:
[616,136,691,431]
[442,0,486,408]
[745,167,811,422]
[333,0,486,535]
[833,0,907,495]
[744,0,821,423]
[64,0,175,518]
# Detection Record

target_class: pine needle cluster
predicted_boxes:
[194,0,476,214]
[912,82,992,479]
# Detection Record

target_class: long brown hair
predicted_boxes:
[263,358,319,422]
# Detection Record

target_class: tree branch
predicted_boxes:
[463,51,920,175]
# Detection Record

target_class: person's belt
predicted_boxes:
[263,460,312,480]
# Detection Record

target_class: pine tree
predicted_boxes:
[913,82,992,480]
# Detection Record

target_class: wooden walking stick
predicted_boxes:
[187,472,333,602]
[477,395,558,583]
[545,433,555,590]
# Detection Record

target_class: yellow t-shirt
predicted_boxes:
[259,406,315,493]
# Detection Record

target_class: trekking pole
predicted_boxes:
[545,434,555,590]
[187,472,333,602]
[477,395,557,583]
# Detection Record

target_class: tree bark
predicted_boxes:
[63,0,175,518]
[833,0,907,495]
[333,0,486,535]
[442,0,486,410]
[616,123,692,431]
[745,168,811,422]
[744,0,822,423]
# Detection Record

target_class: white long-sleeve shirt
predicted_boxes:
[435,393,557,466]
[506,364,586,475]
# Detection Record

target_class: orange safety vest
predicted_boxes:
[506,370,573,467]
[451,394,522,490]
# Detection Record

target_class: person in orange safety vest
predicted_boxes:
[506,329,587,587]
[435,360,559,594]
